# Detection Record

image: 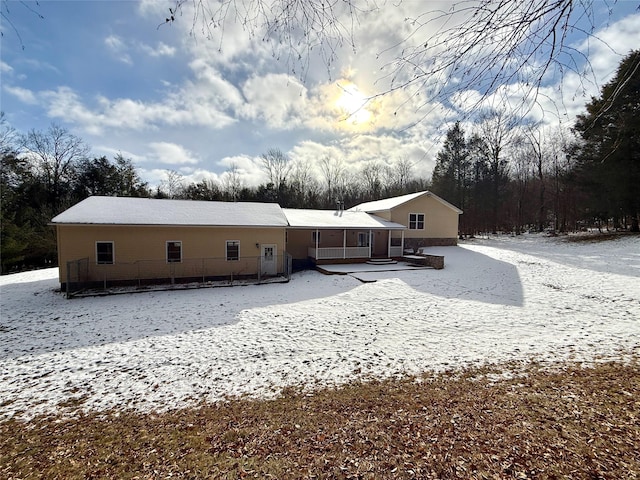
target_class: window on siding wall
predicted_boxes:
[166,241,182,263]
[409,213,425,230]
[312,231,321,243]
[226,240,239,261]
[96,242,114,264]
[357,232,370,247]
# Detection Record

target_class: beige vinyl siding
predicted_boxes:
[389,195,458,239]
[56,224,285,283]
[369,210,392,221]
[285,229,313,260]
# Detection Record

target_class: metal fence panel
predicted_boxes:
[65,251,291,298]
[66,257,89,298]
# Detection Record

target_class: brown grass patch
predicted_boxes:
[563,231,638,243]
[1,361,639,479]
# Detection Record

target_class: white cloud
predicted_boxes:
[579,13,640,83]
[180,3,271,71]
[137,0,167,16]
[141,168,175,188]
[1,61,14,74]
[4,85,38,105]
[42,87,105,135]
[217,154,268,186]
[94,146,147,164]
[181,168,223,185]
[187,59,246,111]
[241,73,308,128]
[148,142,199,165]
[39,77,240,134]
[20,59,61,74]
[105,36,176,64]
[141,42,176,57]
[105,35,133,65]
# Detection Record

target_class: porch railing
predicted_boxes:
[308,246,370,260]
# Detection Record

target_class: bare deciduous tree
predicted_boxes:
[319,156,345,204]
[476,109,516,232]
[160,169,185,199]
[221,161,243,201]
[289,158,320,205]
[20,123,90,210]
[0,112,18,157]
[394,157,413,192]
[360,161,383,200]
[522,125,549,232]
[260,148,292,191]
[509,134,535,234]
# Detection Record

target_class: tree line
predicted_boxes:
[430,50,639,236]
[1,51,637,273]
[155,152,427,209]
[1,122,150,272]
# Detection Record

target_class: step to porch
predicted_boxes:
[366,258,397,265]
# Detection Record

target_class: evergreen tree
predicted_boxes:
[467,134,492,234]
[574,50,640,231]
[431,121,469,210]
[74,155,150,198]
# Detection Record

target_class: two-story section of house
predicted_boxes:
[349,191,463,249]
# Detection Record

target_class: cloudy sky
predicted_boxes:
[2,0,639,188]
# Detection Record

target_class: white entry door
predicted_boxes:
[261,244,277,276]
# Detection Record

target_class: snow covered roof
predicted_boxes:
[283,208,406,229]
[349,191,463,214]
[51,196,289,227]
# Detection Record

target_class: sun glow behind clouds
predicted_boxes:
[335,81,373,126]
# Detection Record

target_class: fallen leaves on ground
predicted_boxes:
[1,360,639,479]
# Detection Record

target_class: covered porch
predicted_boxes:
[283,207,407,265]
[306,228,405,261]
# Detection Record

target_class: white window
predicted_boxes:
[226,240,240,261]
[409,213,425,230]
[166,241,182,263]
[96,241,114,264]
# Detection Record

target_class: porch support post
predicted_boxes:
[343,229,346,259]
[388,229,391,258]
[315,228,319,259]
[368,229,372,258]
[401,230,405,254]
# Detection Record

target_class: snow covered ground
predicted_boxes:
[1,234,639,421]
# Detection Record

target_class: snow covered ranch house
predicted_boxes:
[51,190,462,293]
[348,191,463,250]
[51,196,290,293]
